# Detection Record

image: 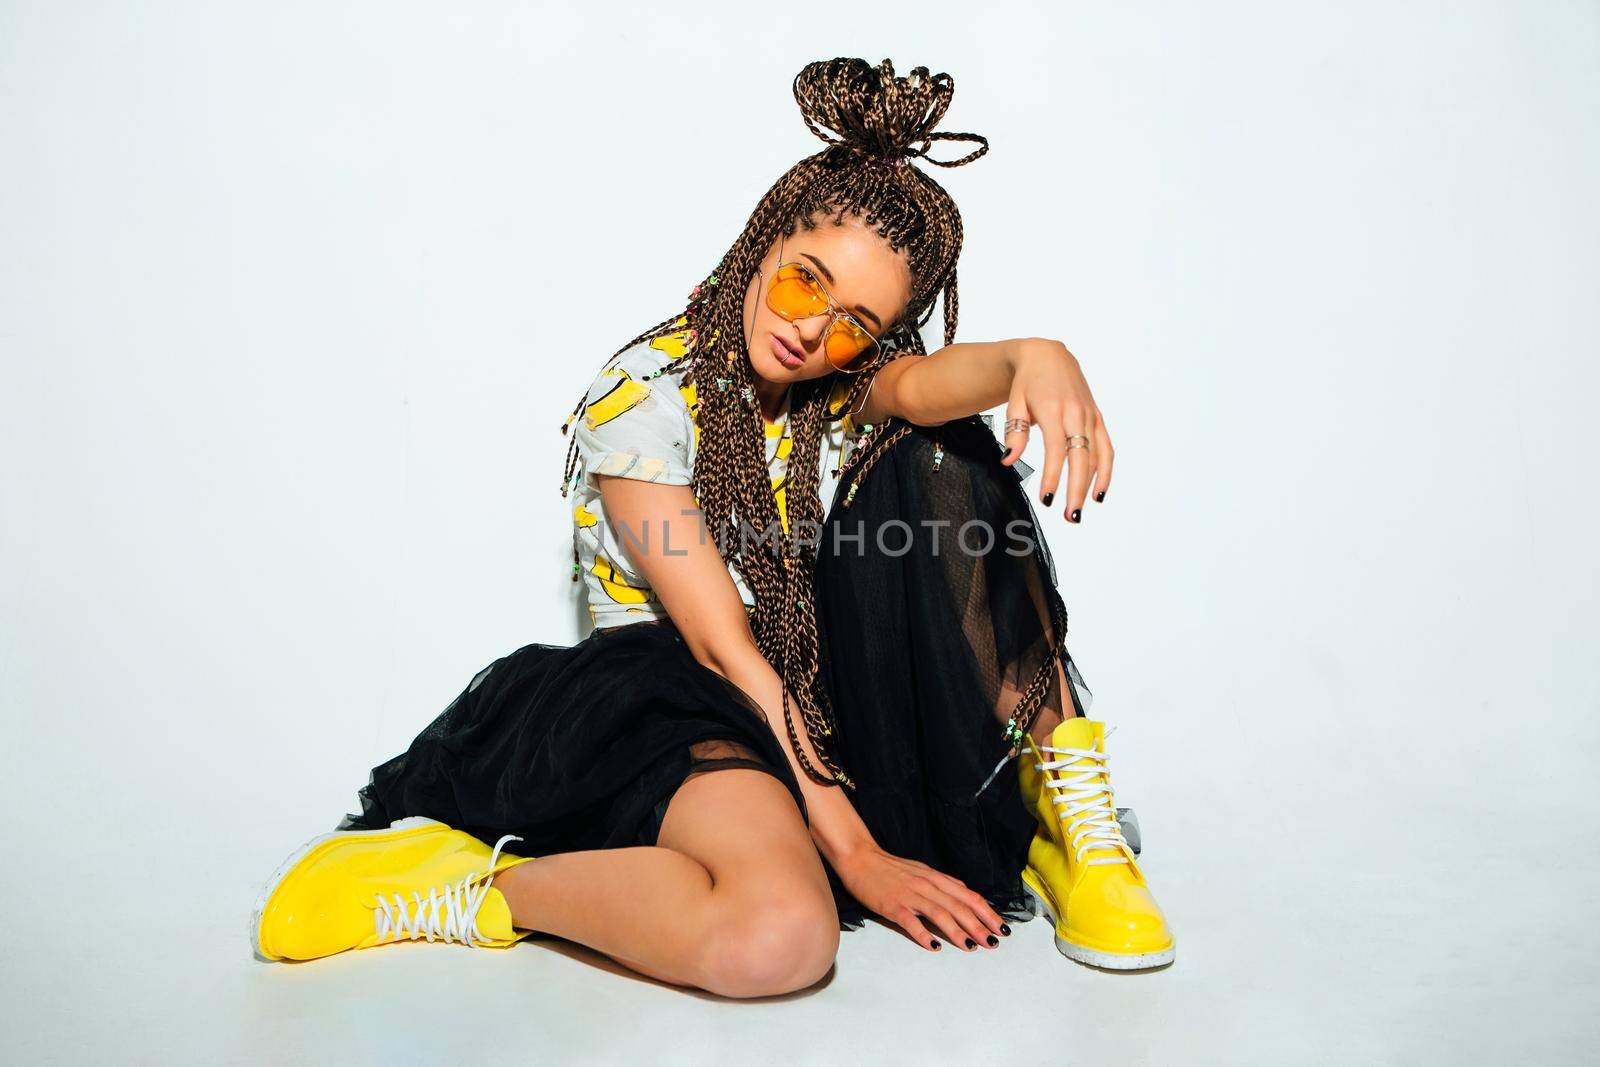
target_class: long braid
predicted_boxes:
[564,58,989,788]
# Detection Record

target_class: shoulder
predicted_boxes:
[582,324,695,420]
[582,321,694,409]
[573,321,698,485]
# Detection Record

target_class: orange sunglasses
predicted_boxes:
[764,230,884,373]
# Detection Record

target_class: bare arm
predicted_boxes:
[596,474,1006,950]
[596,478,873,863]
[859,337,1117,521]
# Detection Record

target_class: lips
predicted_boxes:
[769,333,805,369]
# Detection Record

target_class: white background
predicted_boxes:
[3,1,1597,1063]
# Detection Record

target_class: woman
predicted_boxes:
[250,57,1174,996]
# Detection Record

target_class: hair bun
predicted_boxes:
[792,57,988,169]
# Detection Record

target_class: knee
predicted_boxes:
[696,895,840,999]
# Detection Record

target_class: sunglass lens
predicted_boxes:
[825,322,877,371]
[769,263,830,319]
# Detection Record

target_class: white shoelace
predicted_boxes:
[372,833,523,947]
[1036,734,1131,866]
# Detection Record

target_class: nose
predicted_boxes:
[793,312,832,347]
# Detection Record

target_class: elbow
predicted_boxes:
[905,412,951,430]
[889,376,949,429]
[683,626,764,682]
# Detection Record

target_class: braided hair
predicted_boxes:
[561,57,988,788]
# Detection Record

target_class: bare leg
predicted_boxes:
[948,460,1080,747]
[490,768,838,999]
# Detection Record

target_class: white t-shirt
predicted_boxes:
[570,319,853,629]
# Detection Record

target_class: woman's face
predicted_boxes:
[741,212,913,386]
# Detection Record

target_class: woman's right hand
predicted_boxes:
[833,844,1010,952]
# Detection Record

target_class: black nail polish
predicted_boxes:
[1095,490,1105,502]
[986,935,999,947]
[1041,492,1054,506]
[964,938,976,950]
[1070,508,1081,523]
[930,941,941,951]
[1000,923,1012,936]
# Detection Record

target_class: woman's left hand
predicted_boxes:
[831,843,1009,952]
[999,339,1113,522]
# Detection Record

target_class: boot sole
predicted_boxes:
[249,815,445,962]
[1022,879,1176,972]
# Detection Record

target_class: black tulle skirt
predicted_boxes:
[340,415,1090,931]
[337,619,806,857]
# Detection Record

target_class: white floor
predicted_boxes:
[5,704,1595,1066]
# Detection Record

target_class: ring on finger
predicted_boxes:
[1004,417,1030,435]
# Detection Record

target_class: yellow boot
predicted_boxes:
[1017,718,1176,970]
[251,816,537,962]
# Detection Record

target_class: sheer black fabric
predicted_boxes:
[813,415,1093,928]
[338,620,808,855]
